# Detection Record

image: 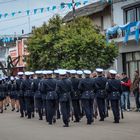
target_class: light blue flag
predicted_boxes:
[34,9,38,14]
[83,0,88,5]
[40,8,44,13]
[52,6,56,11]
[26,10,30,15]
[135,21,140,43]
[11,12,16,16]
[4,13,8,18]
[67,3,72,9]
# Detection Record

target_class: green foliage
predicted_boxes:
[27,15,118,70]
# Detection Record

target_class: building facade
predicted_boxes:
[111,0,140,80]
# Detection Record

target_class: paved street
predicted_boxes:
[0,104,140,140]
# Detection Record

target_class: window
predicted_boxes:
[124,5,140,23]
[137,7,140,21]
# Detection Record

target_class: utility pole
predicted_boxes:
[72,0,76,21]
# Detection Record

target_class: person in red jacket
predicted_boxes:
[121,72,131,111]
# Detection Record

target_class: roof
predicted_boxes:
[63,1,110,22]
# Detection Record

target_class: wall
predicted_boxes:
[113,0,140,25]
[89,6,112,31]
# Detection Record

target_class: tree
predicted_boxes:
[27,15,118,70]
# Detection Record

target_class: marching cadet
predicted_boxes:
[16,72,25,117]
[40,70,48,121]
[56,70,74,127]
[42,70,57,125]
[21,72,33,119]
[0,78,5,113]
[9,76,19,112]
[94,68,107,121]
[3,76,10,110]
[78,70,95,125]
[54,70,61,119]
[106,70,122,123]
[76,70,84,118]
[33,71,43,120]
[70,70,81,122]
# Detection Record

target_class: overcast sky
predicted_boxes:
[0,0,98,35]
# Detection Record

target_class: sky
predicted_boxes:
[0,0,98,35]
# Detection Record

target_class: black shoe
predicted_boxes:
[113,120,119,123]
[32,113,35,118]
[16,110,19,113]
[63,124,69,127]
[87,121,91,125]
[4,107,7,110]
[6,103,9,107]
[39,118,43,120]
[11,108,15,111]
[99,118,104,121]
[0,110,3,113]
[48,122,52,125]
[53,119,56,123]
[74,120,80,123]
[27,117,31,119]
[20,115,24,118]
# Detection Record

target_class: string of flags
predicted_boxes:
[106,21,140,43]
[0,0,112,20]
[0,0,112,44]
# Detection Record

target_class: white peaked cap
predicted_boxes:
[46,70,53,74]
[35,71,42,74]
[30,72,34,75]
[84,70,91,75]
[18,72,24,75]
[54,70,59,74]
[70,70,77,74]
[59,70,67,75]
[96,68,103,72]
[76,70,83,75]
[10,76,14,81]
[109,70,117,75]
[42,70,48,75]
[25,71,31,76]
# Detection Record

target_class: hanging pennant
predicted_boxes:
[75,2,81,7]
[26,10,30,16]
[18,11,22,14]
[40,8,44,13]
[4,13,8,18]
[60,3,65,9]
[46,7,50,11]
[34,9,38,14]
[83,0,88,5]
[67,3,73,9]
[11,12,16,17]
[52,6,56,11]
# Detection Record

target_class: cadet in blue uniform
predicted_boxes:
[56,70,74,127]
[21,72,33,119]
[16,72,25,117]
[42,70,57,125]
[32,71,43,120]
[106,70,122,123]
[54,70,61,119]
[70,70,81,122]
[0,78,5,113]
[9,76,18,111]
[78,70,95,125]
[94,68,107,121]
[40,70,48,121]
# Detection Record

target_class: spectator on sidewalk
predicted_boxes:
[131,70,140,112]
[121,72,131,111]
